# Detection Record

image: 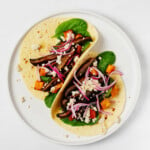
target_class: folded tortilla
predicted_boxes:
[19,17,98,100]
[51,51,125,136]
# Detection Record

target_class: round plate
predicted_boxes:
[8,10,141,145]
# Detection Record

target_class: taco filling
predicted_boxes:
[56,51,123,126]
[24,18,96,108]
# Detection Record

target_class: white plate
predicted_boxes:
[8,10,141,145]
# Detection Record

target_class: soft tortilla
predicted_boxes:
[19,17,98,100]
[51,51,126,136]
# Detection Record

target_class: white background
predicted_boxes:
[0,0,149,149]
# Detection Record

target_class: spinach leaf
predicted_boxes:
[41,76,52,83]
[105,88,112,98]
[82,41,90,52]
[53,18,91,38]
[97,51,116,73]
[60,114,99,126]
[44,93,57,108]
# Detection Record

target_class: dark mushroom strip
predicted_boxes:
[57,110,71,118]
[61,99,69,110]
[57,50,75,71]
[65,84,77,97]
[74,37,92,45]
[30,54,57,66]
[76,58,95,77]
[42,77,59,92]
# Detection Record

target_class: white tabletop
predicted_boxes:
[0,0,149,149]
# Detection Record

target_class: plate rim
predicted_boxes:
[7,9,142,145]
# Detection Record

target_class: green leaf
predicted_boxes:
[60,114,99,126]
[44,93,57,108]
[41,76,52,83]
[53,18,91,38]
[82,41,90,52]
[97,51,116,73]
[105,88,112,98]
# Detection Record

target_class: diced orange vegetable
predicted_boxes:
[75,34,82,39]
[63,30,73,40]
[111,85,119,98]
[101,99,111,109]
[106,65,116,74]
[34,80,44,90]
[39,68,46,76]
[90,68,98,76]
[51,82,63,93]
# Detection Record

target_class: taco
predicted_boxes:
[19,17,98,108]
[51,51,125,136]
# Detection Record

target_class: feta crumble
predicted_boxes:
[56,55,62,65]
[93,60,98,67]
[84,108,90,123]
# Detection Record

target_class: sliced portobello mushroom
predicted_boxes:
[42,77,59,92]
[57,110,71,118]
[74,37,92,45]
[61,99,69,110]
[30,54,57,66]
[76,58,95,77]
[56,50,75,71]
[65,84,77,97]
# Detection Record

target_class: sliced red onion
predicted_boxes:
[73,81,89,101]
[66,55,74,66]
[92,67,106,84]
[44,63,65,81]
[53,67,65,82]
[73,103,89,112]
[85,67,90,79]
[74,70,82,85]
[109,70,123,76]
[95,80,116,91]
[96,95,101,112]
[83,106,89,118]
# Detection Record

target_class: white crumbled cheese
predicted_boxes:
[66,98,76,110]
[92,118,97,123]
[57,79,61,82]
[93,60,98,67]
[72,91,79,96]
[84,108,90,123]
[72,42,75,46]
[81,78,99,92]
[64,43,70,49]
[71,33,75,39]
[74,56,79,63]
[64,66,69,71]
[50,87,55,93]
[91,106,97,111]
[50,71,56,77]
[56,55,62,65]
[75,44,79,48]
[31,44,40,50]
[60,36,65,41]
[79,94,82,99]
[98,56,102,60]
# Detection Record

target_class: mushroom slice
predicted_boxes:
[30,54,57,66]
[76,58,95,77]
[57,110,71,118]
